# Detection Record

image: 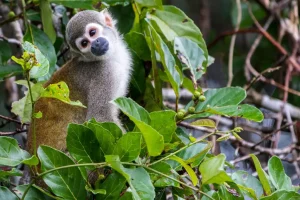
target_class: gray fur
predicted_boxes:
[27,10,132,152]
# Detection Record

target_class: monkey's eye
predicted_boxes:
[81,40,88,48]
[89,29,96,37]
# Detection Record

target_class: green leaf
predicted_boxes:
[67,124,103,166]
[182,77,195,93]
[217,182,244,200]
[24,25,57,80]
[260,190,300,200]
[144,20,181,96]
[87,119,123,139]
[86,122,116,155]
[119,192,134,200]
[109,4,135,34]
[0,186,18,200]
[124,167,156,200]
[268,156,293,191]
[26,10,41,21]
[164,142,180,152]
[232,170,263,198]
[38,146,86,200]
[149,162,180,187]
[11,82,44,123]
[216,134,231,142]
[0,64,22,80]
[85,185,106,195]
[22,41,50,79]
[113,97,164,156]
[105,155,130,180]
[113,132,142,162]
[190,119,216,128]
[206,104,264,122]
[172,187,193,199]
[250,154,272,195]
[41,81,86,108]
[0,137,38,166]
[174,37,206,80]
[174,128,190,145]
[0,168,22,179]
[113,97,150,123]
[169,156,198,186]
[187,87,264,122]
[102,0,131,6]
[167,142,211,169]
[208,55,215,67]
[40,0,56,43]
[48,0,93,9]
[185,142,212,167]
[96,172,126,200]
[199,154,232,185]
[15,185,53,200]
[234,184,257,200]
[129,51,146,98]
[135,0,162,8]
[149,110,176,143]
[33,111,43,119]
[147,6,208,66]
[105,155,155,200]
[125,31,151,61]
[191,87,246,112]
[98,122,123,139]
[0,40,12,64]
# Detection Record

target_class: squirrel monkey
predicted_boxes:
[27,10,132,153]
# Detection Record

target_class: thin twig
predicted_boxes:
[245,66,281,90]
[227,0,242,87]
[251,122,296,148]
[179,122,298,156]
[248,3,300,71]
[244,15,274,81]
[0,129,27,136]
[0,114,26,125]
[208,28,260,49]
[230,152,260,165]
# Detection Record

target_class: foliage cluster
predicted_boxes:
[0,0,299,200]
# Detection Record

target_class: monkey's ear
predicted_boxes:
[101,9,115,28]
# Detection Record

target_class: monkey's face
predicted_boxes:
[66,10,118,62]
[74,23,116,60]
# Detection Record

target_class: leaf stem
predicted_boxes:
[21,0,29,29]
[37,163,107,178]
[23,161,216,199]
[25,72,38,173]
[175,96,179,112]
[21,179,35,200]
[150,40,163,108]
[32,185,60,199]
[149,131,216,166]
[133,1,141,15]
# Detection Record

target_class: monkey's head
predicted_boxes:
[66,10,118,61]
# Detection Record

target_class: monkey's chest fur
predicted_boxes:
[27,58,129,152]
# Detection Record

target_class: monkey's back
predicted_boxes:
[27,59,87,153]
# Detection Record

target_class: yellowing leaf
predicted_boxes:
[250,154,272,195]
[216,134,230,142]
[170,155,198,186]
[41,81,86,108]
[191,119,216,128]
